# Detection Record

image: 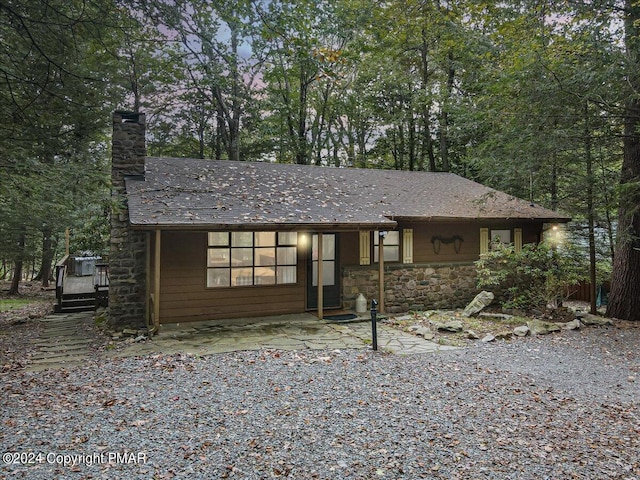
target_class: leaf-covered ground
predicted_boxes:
[0,282,55,372]
[1,284,638,479]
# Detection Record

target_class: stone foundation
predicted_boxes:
[343,263,478,313]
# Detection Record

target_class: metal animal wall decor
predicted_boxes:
[431,235,463,254]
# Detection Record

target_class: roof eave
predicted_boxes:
[394,215,572,223]
[128,220,398,232]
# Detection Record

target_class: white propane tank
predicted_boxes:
[355,293,367,314]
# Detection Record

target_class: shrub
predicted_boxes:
[475,242,588,313]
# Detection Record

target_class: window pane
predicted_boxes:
[312,234,335,260]
[255,232,276,247]
[232,248,253,266]
[312,261,335,286]
[323,261,335,285]
[208,232,228,246]
[232,231,253,247]
[277,246,297,265]
[277,266,296,284]
[278,232,297,245]
[384,246,400,262]
[491,229,511,244]
[386,230,400,244]
[322,235,335,260]
[374,231,399,246]
[312,235,318,261]
[374,231,400,262]
[255,267,276,285]
[207,268,230,287]
[231,268,253,286]
[255,247,276,266]
[208,248,230,267]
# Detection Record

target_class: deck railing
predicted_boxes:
[94,263,109,308]
[55,255,70,307]
[54,256,110,311]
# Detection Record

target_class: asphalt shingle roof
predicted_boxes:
[125,158,569,229]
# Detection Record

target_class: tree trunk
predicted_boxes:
[408,115,416,171]
[34,227,54,288]
[296,68,309,165]
[420,27,437,172]
[606,98,640,320]
[9,229,26,295]
[439,56,455,172]
[607,0,640,322]
[550,156,558,211]
[584,101,597,315]
[40,228,54,288]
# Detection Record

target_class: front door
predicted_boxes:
[307,233,341,309]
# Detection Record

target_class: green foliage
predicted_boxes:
[0,298,45,312]
[475,242,588,313]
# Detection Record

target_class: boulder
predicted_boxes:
[435,320,464,333]
[561,319,581,330]
[578,313,614,327]
[513,325,530,337]
[467,330,480,340]
[527,319,561,336]
[481,334,495,343]
[495,331,513,340]
[462,291,495,317]
[412,326,434,340]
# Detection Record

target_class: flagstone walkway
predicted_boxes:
[26,313,457,371]
[27,313,99,371]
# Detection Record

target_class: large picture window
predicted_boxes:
[207,232,298,287]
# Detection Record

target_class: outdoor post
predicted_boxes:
[371,299,378,351]
[317,233,324,320]
[145,232,151,328]
[154,229,161,328]
[378,232,385,314]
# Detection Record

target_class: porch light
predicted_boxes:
[546,224,564,247]
[298,233,309,247]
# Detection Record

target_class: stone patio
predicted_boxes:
[26,313,457,371]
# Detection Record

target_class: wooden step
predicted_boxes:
[57,295,96,313]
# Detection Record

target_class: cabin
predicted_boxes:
[109,111,569,330]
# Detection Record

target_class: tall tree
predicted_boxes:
[607,0,640,321]
[137,0,259,161]
[0,0,123,292]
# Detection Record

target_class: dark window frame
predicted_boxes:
[206,232,298,288]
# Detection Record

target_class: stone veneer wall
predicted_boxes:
[109,112,147,330]
[343,263,478,313]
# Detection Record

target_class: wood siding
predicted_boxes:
[156,223,544,323]
[158,231,305,323]
[341,221,544,267]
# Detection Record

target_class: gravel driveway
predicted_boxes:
[1,324,638,479]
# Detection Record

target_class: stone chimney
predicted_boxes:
[109,111,147,330]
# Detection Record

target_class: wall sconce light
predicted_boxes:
[544,224,564,247]
[298,233,309,248]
